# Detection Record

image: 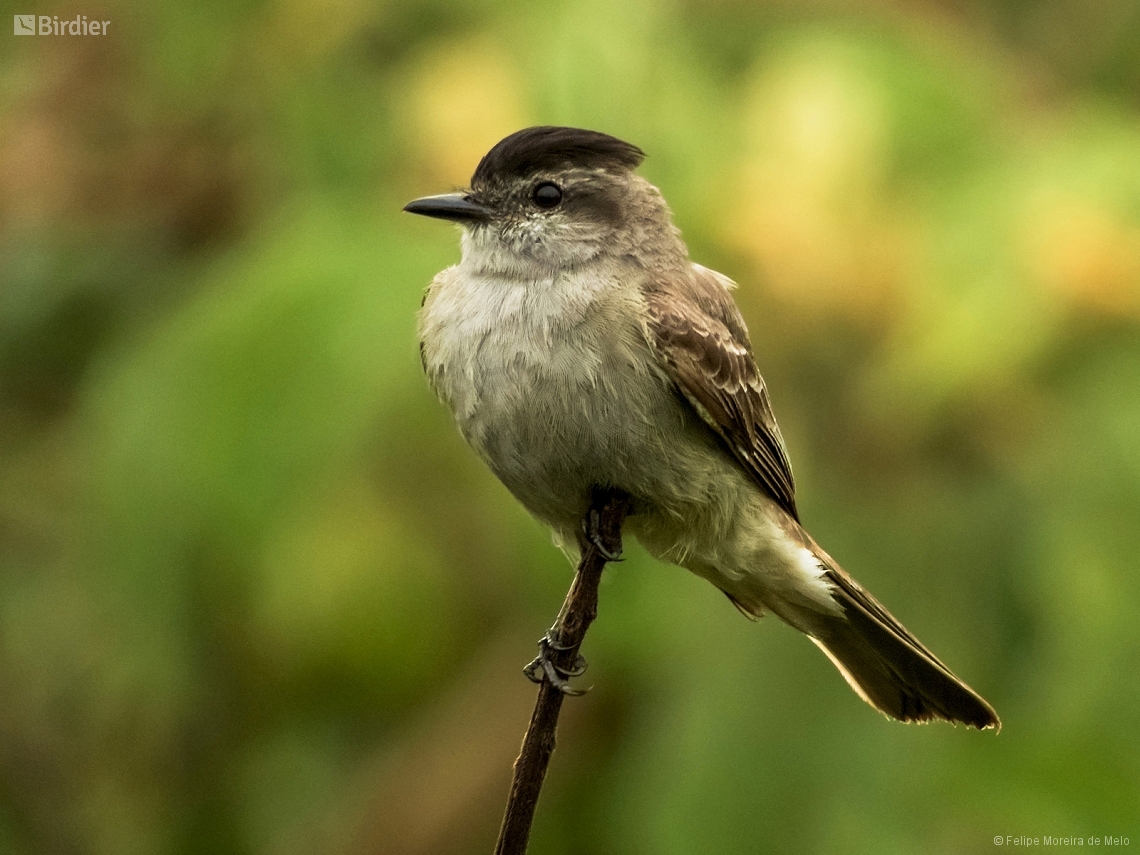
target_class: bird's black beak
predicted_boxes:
[403,192,493,224]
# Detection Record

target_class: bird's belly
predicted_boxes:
[461,352,675,524]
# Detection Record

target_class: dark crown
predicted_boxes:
[471,126,645,185]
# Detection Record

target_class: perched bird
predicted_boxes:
[405,126,999,729]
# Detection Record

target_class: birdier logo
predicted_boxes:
[13,14,110,35]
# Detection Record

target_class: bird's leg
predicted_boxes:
[524,489,631,695]
[523,627,589,696]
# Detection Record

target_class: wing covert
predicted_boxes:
[644,266,799,520]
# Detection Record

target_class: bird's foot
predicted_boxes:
[523,629,590,695]
[582,507,623,561]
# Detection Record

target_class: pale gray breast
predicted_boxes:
[419,265,712,526]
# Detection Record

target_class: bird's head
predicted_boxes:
[404,126,681,272]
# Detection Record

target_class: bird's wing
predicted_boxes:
[643,264,799,520]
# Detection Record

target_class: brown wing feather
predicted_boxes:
[644,265,799,520]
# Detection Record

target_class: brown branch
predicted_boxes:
[493,488,632,855]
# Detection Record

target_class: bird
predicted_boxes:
[404,126,999,729]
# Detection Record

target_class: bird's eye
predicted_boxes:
[532,182,563,209]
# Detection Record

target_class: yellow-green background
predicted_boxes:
[2,0,1138,852]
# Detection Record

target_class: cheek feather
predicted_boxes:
[563,188,623,226]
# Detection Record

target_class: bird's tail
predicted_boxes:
[797,551,1000,730]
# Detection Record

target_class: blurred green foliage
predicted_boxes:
[1,0,1139,852]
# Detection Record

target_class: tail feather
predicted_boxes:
[806,559,999,730]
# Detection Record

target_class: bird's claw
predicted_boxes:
[523,630,590,695]
[582,508,623,561]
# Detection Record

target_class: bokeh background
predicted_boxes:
[2,0,1139,852]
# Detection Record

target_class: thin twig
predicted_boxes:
[493,488,632,855]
